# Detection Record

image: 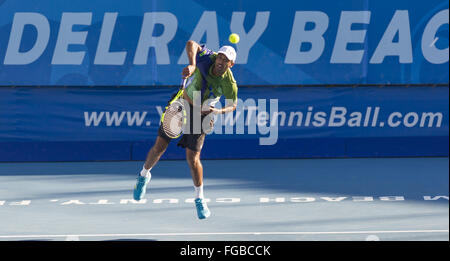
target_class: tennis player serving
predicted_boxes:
[133,40,238,219]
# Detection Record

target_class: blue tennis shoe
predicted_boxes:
[195,198,211,219]
[133,174,151,201]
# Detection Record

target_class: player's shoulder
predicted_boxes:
[198,44,216,58]
[226,69,237,84]
[223,70,238,92]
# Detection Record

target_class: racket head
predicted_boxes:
[161,99,187,139]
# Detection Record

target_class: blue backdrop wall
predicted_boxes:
[0,86,448,161]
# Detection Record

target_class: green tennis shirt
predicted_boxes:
[185,52,238,106]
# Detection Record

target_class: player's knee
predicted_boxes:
[153,137,169,154]
[193,157,202,169]
[188,154,200,165]
[157,144,168,154]
[151,144,165,156]
[186,151,201,166]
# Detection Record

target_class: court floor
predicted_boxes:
[0,157,448,241]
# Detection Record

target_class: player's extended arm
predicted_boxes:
[182,91,236,115]
[182,40,203,79]
[210,104,237,114]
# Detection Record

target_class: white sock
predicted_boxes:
[194,184,204,199]
[140,166,152,178]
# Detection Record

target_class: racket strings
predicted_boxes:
[162,101,185,138]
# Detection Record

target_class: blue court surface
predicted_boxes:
[0,157,448,241]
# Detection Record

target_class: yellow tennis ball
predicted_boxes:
[229,33,240,44]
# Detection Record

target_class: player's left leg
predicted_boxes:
[186,147,210,219]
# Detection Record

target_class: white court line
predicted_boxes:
[0,229,448,239]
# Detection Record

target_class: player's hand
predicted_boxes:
[201,107,212,115]
[201,106,220,115]
[182,65,196,79]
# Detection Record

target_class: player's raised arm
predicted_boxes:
[182,40,202,79]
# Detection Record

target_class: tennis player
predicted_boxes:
[133,40,238,219]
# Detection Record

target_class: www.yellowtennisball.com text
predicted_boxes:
[83,98,444,145]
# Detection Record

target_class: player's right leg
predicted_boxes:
[144,135,170,170]
[177,109,211,219]
[133,136,169,201]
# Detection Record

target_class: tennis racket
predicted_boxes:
[160,79,187,139]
